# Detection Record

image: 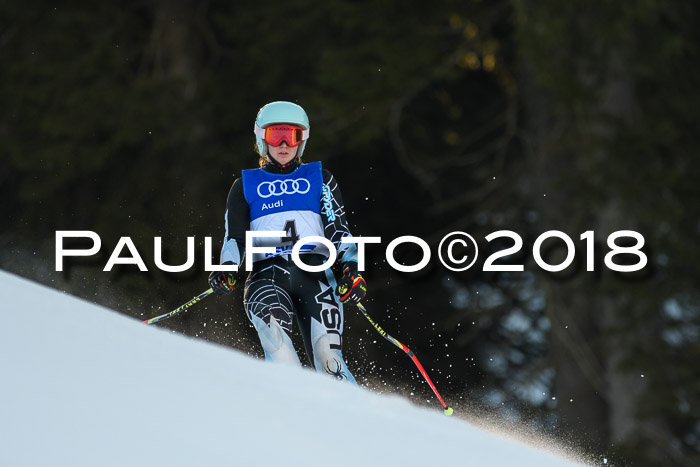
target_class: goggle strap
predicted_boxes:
[254,124,266,140]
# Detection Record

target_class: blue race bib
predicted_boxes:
[242,161,323,221]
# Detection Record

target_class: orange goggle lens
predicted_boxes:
[264,125,304,147]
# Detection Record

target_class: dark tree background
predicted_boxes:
[2,2,698,465]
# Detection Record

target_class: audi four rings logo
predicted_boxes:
[257,178,311,198]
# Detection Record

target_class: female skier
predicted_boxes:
[207,101,366,383]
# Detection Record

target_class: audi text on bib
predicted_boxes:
[242,162,327,262]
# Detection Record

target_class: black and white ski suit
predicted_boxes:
[218,160,358,383]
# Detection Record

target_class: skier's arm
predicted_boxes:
[220,177,249,268]
[321,170,358,267]
[322,170,366,303]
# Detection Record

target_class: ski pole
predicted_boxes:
[143,288,213,325]
[356,302,453,416]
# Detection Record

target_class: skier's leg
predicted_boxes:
[244,265,300,366]
[294,262,356,384]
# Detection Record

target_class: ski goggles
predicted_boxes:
[254,124,309,147]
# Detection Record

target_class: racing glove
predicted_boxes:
[336,263,367,304]
[208,262,237,296]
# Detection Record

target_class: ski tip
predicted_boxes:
[444,407,454,416]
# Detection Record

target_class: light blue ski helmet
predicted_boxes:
[254,101,310,157]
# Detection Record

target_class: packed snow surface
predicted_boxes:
[0,270,583,466]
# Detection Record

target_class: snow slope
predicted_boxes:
[0,270,584,466]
